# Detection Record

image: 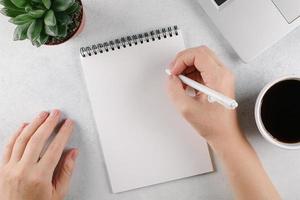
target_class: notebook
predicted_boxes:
[80,26,213,193]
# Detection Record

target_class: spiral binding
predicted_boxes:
[80,25,179,57]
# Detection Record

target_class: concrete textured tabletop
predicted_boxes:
[1,0,300,199]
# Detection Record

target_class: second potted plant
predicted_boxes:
[0,0,84,47]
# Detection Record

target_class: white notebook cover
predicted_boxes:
[80,27,213,193]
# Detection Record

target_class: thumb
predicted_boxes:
[167,75,198,114]
[54,149,78,198]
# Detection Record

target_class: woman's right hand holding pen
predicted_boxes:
[167,46,281,200]
[167,46,242,147]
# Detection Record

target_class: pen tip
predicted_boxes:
[165,69,172,76]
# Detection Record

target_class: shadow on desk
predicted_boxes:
[237,92,260,137]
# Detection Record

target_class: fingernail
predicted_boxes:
[19,123,28,130]
[39,111,48,118]
[71,149,79,161]
[49,109,60,117]
[21,122,28,127]
[65,119,74,127]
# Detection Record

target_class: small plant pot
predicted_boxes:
[45,0,85,46]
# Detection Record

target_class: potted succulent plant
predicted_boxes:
[0,0,84,47]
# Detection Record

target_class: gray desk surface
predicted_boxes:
[1,0,300,199]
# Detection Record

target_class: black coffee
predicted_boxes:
[261,79,300,143]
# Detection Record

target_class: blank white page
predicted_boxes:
[80,30,213,193]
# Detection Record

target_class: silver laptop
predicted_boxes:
[198,0,300,62]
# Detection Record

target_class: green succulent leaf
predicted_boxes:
[45,24,58,36]
[10,0,27,8]
[0,0,25,17]
[13,22,31,40]
[44,10,56,26]
[31,0,42,3]
[25,5,32,12]
[66,1,80,14]
[55,12,71,25]
[37,31,49,45]
[0,0,22,9]
[2,0,81,46]
[42,0,51,9]
[52,0,74,12]
[28,9,45,18]
[27,19,43,41]
[0,7,24,17]
[9,13,33,25]
[58,23,67,37]
[32,39,41,47]
[34,4,46,10]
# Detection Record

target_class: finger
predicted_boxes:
[186,71,203,84]
[170,48,197,75]
[10,111,49,162]
[185,86,197,97]
[53,149,70,186]
[201,46,224,67]
[53,149,78,198]
[1,123,28,165]
[21,109,61,163]
[171,47,219,75]
[183,66,196,75]
[195,91,208,103]
[167,75,198,113]
[40,119,74,172]
[184,71,207,100]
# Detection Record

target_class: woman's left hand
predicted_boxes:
[0,109,78,200]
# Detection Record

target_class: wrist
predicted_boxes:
[206,129,249,155]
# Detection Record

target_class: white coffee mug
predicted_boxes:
[255,75,300,150]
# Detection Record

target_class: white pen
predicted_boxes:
[165,69,238,110]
